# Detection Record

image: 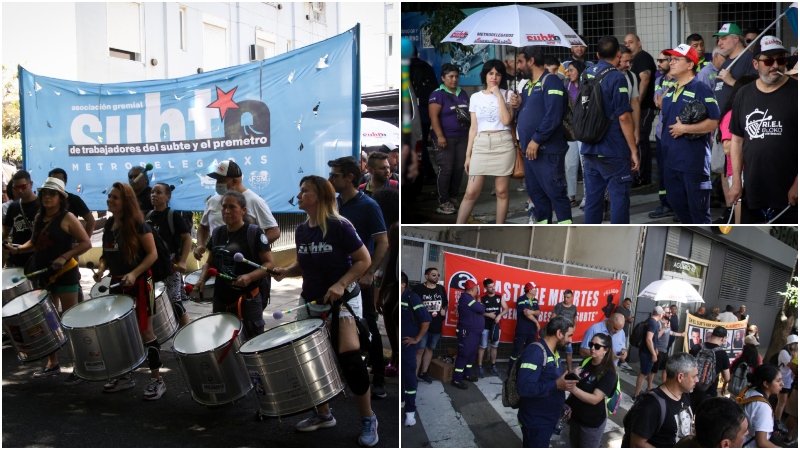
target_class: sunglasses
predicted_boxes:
[588,343,608,350]
[746,39,754,44]
[429,274,439,277]
[328,172,343,178]
[40,190,60,197]
[13,182,31,191]
[657,58,672,63]
[757,56,788,67]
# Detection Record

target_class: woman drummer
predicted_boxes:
[92,182,165,400]
[146,182,192,327]
[3,177,91,385]
[272,175,378,447]
[195,190,273,341]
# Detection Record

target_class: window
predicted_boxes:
[428,244,439,262]
[765,266,791,308]
[256,30,277,59]
[203,18,227,72]
[311,2,326,24]
[179,6,188,51]
[108,2,142,61]
[718,250,752,303]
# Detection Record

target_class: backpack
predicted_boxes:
[768,351,781,367]
[695,346,726,392]
[146,208,184,256]
[569,66,617,144]
[734,389,772,447]
[727,362,750,397]
[580,357,622,415]
[503,341,547,409]
[630,320,648,348]
[210,224,271,307]
[623,390,667,441]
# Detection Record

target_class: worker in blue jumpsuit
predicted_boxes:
[451,280,485,390]
[517,316,578,448]
[661,44,721,224]
[511,46,572,224]
[580,36,641,224]
[507,282,541,376]
[401,272,431,427]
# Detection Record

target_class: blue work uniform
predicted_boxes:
[580,60,635,224]
[654,74,677,210]
[401,288,431,413]
[508,295,540,375]
[660,77,720,224]
[517,341,563,448]
[453,292,485,383]
[517,72,572,224]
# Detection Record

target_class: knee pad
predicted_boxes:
[337,350,370,396]
[145,339,162,371]
[172,300,186,318]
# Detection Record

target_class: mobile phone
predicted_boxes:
[565,373,580,381]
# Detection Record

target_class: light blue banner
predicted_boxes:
[19,26,360,212]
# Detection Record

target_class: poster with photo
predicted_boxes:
[683,313,748,362]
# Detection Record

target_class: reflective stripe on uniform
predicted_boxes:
[413,304,425,310]
[619,87,628,93]
[520,363,538,370]
[548,90,563,96]
[468,300,476,307]
[400,302,408,307]
[455,368,464,372]
[405,390,417,395]
[682,90,696,98]
[546,356,555,363]
[466,364,472,368]
[704,97,718,104]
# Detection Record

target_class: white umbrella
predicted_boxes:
[441,4,585,49]
[638,279,705,304]
[361,118,400,148]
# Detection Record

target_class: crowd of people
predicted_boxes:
[400,272,799,447]
[2,153,399,447]
[408,25,798,224]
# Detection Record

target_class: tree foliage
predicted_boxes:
[2,64,22,163]
[417,4,472,58]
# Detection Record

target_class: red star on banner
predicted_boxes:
[207,86,239,119]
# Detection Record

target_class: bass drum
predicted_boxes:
[2,290,67,361]
[172,313,251,406]
[239,319,344,418]
[2,267,34,306]
[61,295,146,381]
[152,281,178,344]
[183,270,215,304]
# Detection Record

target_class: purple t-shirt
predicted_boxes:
[429,88,470,137]
[295,217,364,301]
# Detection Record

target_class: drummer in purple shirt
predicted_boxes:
[272,175,378,447]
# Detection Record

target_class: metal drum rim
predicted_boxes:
[256,385,346,418]
[61,295,136,330]
[1,290,50,319]
[238,319,325,355]
[172,312,243,356]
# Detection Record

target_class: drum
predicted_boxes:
[2,267,34,305]
[172,313,252,406]
[152,281,178,344]
[2,290,67,361]
[61,295,146,381]
[89,277,111,299]
[239,319,344,418]
[184,270,215,303]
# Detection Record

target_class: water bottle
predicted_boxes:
[553,405,570,436]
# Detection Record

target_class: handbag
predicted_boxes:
[446,92,471,129]
[512,147,525,179]
[710,139,726,174]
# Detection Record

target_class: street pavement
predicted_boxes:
[2,269,398,448]
[406,154,727,224]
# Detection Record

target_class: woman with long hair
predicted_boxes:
[92,182,163,400]
[740,365,784,448]
[429,63,470,215]
[564,60,586,208]
[565,332,618,447]
[147,183,192,327]
[732,339,763,374]
[272,175,377,447]
[456,59,515,224]
[3,177,91,384]
[196,190,273,340]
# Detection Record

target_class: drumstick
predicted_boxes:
[233,253,279,275]
[207,268,234,281]
[10,267,49,283]
[97,282,122,293]
[217,329,240,364]
[272,301,318,320]
[767,205,792,224]
[86,261,97,274]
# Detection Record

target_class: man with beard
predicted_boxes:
[728,36,798,224]
[2,170,38,267]
[660,44,720,224]
[516,316,578,448]
[412,268,448,384]
[649,51,678,219]
[451,280,485,390]
[561,36,592,73]
[359,152,398,197]
[476,278,508,377]
[127,166,153,212]
[713,23,759,111]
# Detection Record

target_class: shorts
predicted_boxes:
[653,351,669,373]
[787,389,798,417]
[296,293,363,322]
[639,349,655,375]
[479,325,501,349]
[418,332,441,351]
[49,284,80,295]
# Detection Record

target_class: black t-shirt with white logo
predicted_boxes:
[3,199,40,266]
[412,283,447,334]
[481,294,502,330]
[730,79,798,209]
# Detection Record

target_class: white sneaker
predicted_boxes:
[405,412,417,427]
[103,374,135,393]
[619,362,633,370]
[143,377,166,400]
[527,213,535,225]
[579,197,586,209]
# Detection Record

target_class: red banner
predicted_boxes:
[442,253,623,343]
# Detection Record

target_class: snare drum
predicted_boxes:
[184,270,215,303]
[152,281,178,344]
[2,267,34,305]
[239,319,344,417]
[61,295,146,381]
[2,290,67,361]
[172,313,252,406]
[89,277,111,299]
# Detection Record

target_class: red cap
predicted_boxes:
[464,280,478,290]
[663,44,699,65]
[525,282,536,291]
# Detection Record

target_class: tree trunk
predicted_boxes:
[765,261,798,363]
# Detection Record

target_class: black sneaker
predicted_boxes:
[63,373,84,386]
[465,374,479,383]
[450,380,468,390]
[371,382,388,399]
[418,372,433,384]
[648,205,675,219]
[33,365,61,378]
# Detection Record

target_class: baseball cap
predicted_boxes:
[464,280,478,290]
[744,335,759,346]
[39,177,68,198]
[712,326,728,338]
[653,306,665,315]
[713,23,743,38]
[207,160,243,179]
[524,282,536,291]
[753,35,788,58]
[664,44,699,64]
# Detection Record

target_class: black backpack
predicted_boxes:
[107,217,174,282]
[630,320,648,348]
[146,208,185,256]
[569,66,616,144]
[695,346,726,392]
[623,390,667,443]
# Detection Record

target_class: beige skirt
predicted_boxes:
[469,130,516,176]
